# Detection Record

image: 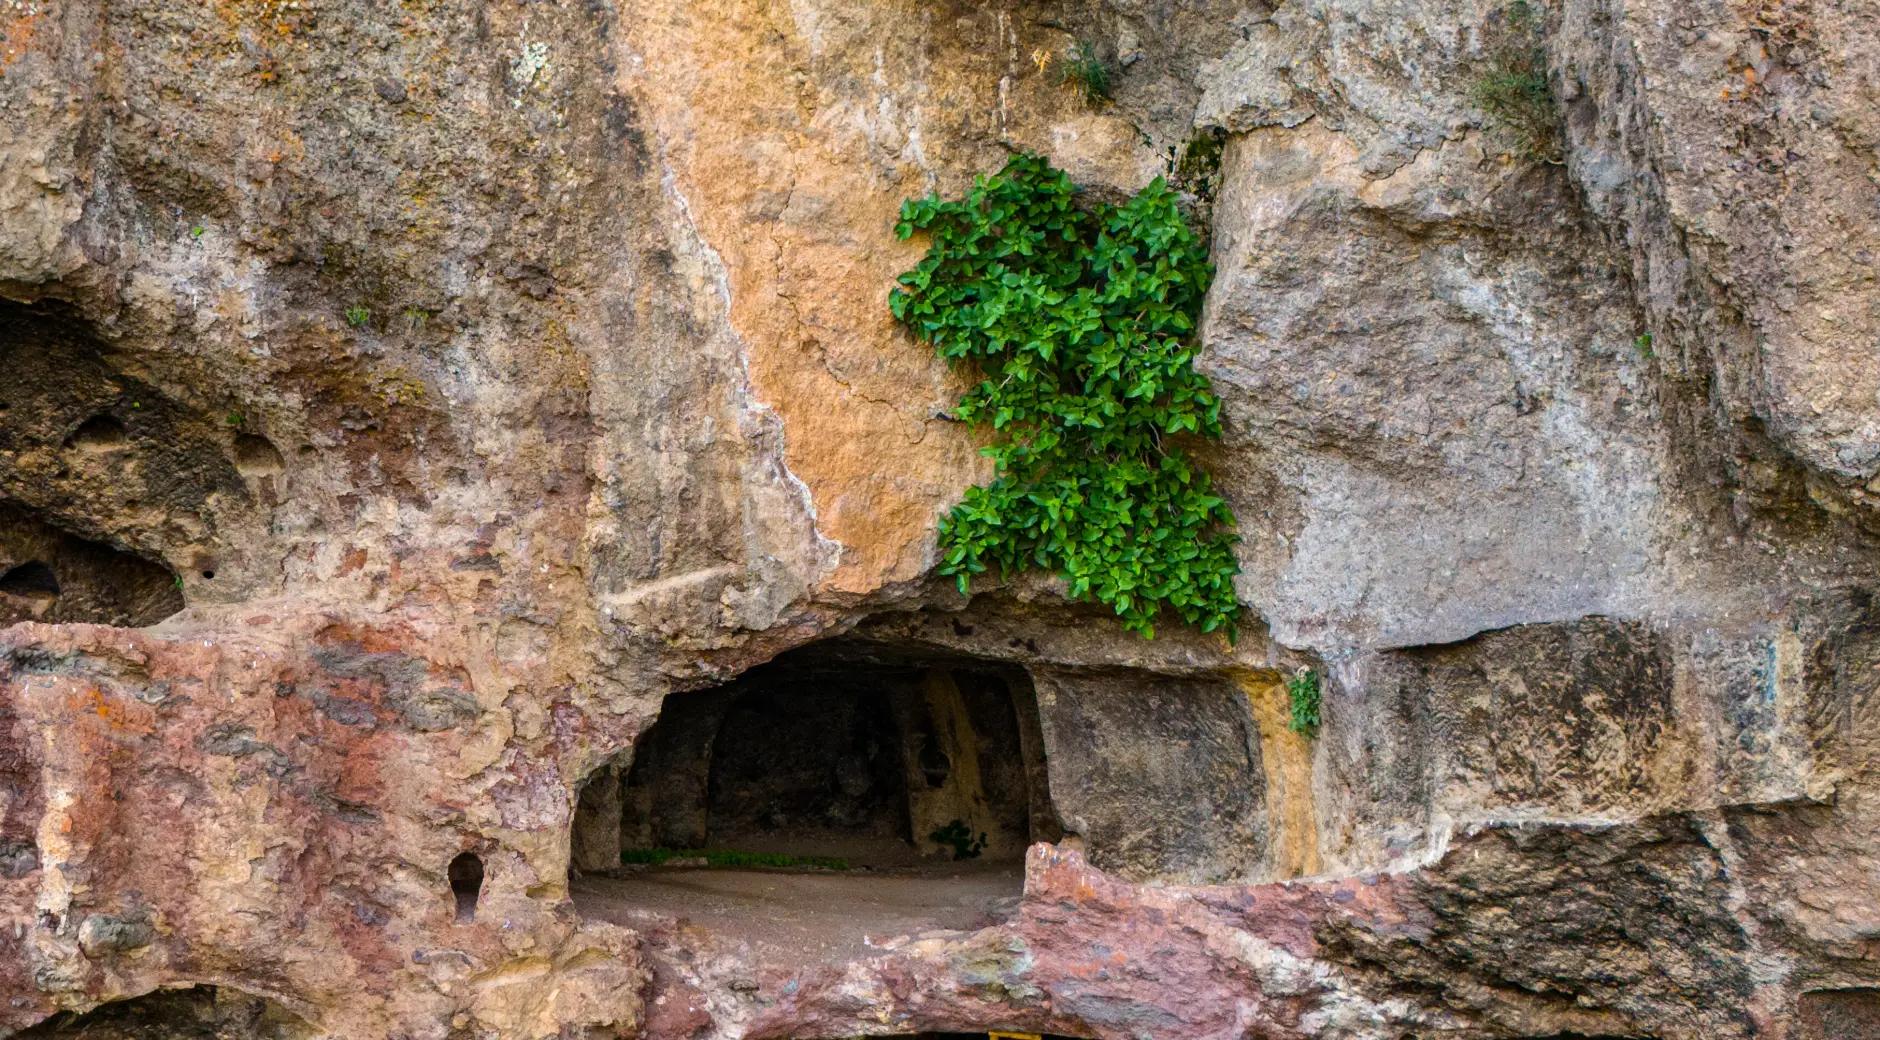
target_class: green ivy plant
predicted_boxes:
[1286,667,1322,736]
[890,153,1241,639]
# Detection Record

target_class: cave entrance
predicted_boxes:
[0,503,183,628]
[569,638,1059,961]
[17,985,314,1039]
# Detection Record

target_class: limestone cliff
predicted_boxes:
[1,0,1877,1037]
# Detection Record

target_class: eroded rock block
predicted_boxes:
[1031,669,1266,883]
[1391,617,1681,815]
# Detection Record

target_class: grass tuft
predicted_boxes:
[1061,40,1111,107]
[1470,3,1562,164]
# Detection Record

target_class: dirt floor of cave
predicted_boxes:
[571,860,1025,963]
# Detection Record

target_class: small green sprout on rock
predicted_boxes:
[930,819,987,860]
[1634,333,1655,358]
[344,305,371,329]
[1166,127,1228,206]
[1286,667,1322,736]
[1062,40,1112,108]
[890,154,1242,639]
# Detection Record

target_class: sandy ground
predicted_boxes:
[571,861,1025,963]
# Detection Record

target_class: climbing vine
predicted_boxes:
[889,153,1241,639]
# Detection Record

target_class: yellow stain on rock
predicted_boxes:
[1235,669,1323,878]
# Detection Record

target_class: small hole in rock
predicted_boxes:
[200,569,216,580]
[233,433,285,476]
[66,415,128,452]
[449,852,484,920]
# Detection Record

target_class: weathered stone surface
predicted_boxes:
[1556,0,1880,520]
[0,619,645,1038]
[1032,668,1268,883]
[1,0,1878,1036]
[0,504,182,628]
[1799,989,1880,1040]
[1203,119,1663,650]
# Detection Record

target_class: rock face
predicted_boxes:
[1,0,1878,1038]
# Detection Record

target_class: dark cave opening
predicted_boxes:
[0,504,184,628]
[65,414,129,452]
[578,639,1058,871]
[702,663,915,857]
[568,638,1060,961]
[17,985,312,1039]
[0,561,59,602]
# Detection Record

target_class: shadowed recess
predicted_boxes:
[574,639,1060,872]
[0,504,183,627]
[449,852,484,921]
[233,433,285,476]
[0,300,250,564]
[17,986,314,1039]
[567,639,1063,964]
[65,414,128,451]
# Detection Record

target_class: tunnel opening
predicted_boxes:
[570,638,1059,962]
[0,561,59,609]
